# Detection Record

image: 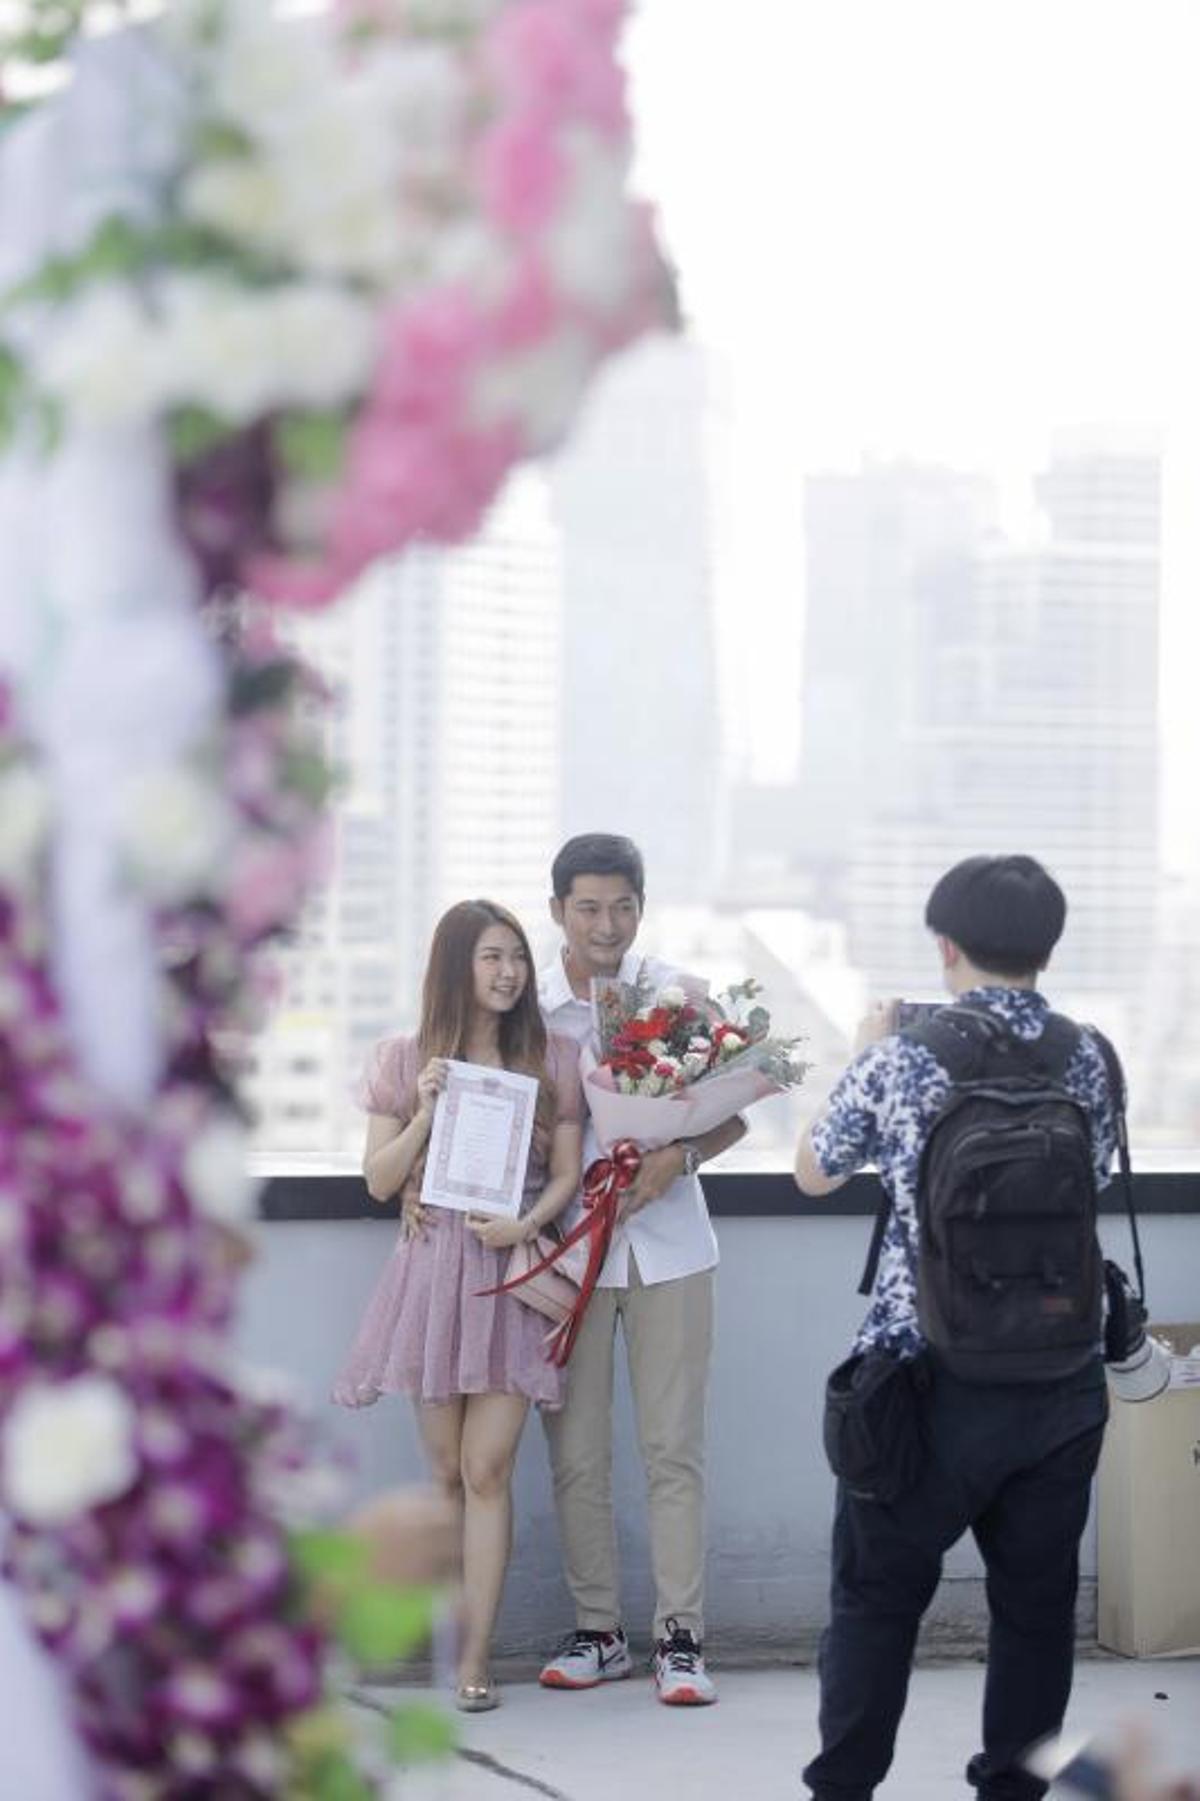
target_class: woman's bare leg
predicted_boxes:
[458,1392,530,1687]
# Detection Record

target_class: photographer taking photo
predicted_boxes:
[794,854,1122,1801]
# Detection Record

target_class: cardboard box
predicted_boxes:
[1097,1322,1200,1658]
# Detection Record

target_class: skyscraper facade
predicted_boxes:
[798,439,1161,1016]
[550,335,720,902]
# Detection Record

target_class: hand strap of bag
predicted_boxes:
[476,1140,640,1365]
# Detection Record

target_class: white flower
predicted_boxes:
[682,1050,710,1079]
[183,1114,259,1227]
[0,763,50,887]
[2,1374,138,1525]
[180,158,287,246]
[657,985,688,1010]
[645,1038,668,1058]
[265,286,378,411]
[117,761,234,904]
[33,285,169,429]
[472,325,595,451]
[547,130,638,315]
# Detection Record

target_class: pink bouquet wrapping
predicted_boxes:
[580,977,809,1151]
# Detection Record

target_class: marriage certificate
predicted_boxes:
[420,1061,537,1218]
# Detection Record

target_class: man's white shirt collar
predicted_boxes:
[539,946,645,1016]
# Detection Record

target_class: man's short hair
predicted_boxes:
[551,833,645,905]
[924,854,1066,977]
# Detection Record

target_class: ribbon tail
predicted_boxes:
[547,1191,619,1368]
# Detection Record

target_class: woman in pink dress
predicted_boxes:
[333,900,583,1711]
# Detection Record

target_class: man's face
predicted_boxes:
[551,874,642,978]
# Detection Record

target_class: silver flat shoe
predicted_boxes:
[456,1681,500,1713]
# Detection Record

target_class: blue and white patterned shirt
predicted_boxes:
[810,987,1118,1357]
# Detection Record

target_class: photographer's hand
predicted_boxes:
[853,1002,898,1056]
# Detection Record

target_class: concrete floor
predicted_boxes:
[371,1654,1200,1801]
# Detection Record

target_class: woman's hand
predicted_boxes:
[466,1212,535,1251]
[416,1057,449,1118]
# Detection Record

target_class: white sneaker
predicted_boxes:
[652,1620,717,1706]
[539,1627,633,1690]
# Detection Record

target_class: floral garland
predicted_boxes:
[2,0,673,607]
[0,0,672,1789]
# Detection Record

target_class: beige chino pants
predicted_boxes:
[543,1257,714,1642]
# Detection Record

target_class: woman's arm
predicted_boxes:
[361,1057,448,1202]
[467,1119,583,1250]
[362,1110,431,1203]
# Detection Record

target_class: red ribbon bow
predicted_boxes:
[476,1139,642,1367]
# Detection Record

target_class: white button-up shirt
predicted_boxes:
[538,947,720,1288]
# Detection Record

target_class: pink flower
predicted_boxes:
[489,253,561,350]
[477,116,565,234]
[225,837,306,943]
[486,2,628,138]
[372,288,483,418]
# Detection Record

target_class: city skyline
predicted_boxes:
[625,0,1200,871]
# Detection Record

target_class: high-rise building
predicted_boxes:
[795,461,995,910]
[246,473,563,1155]
[549,335,719,902]
[797,439,1161,1014]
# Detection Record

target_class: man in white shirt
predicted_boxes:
[537,834,745,1706]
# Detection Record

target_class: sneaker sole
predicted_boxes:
[656,1684,717,1706]
[540,1665,633,1690]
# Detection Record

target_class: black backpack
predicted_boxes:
[860,1006,1104,1383]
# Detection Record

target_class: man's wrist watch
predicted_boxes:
[677,1140,702,1179]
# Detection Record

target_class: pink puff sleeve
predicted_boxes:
[356,1036,418,1120]
[547,1032,583,1125]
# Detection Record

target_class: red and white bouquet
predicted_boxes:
[581,975,808,1151]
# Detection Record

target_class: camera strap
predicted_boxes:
[1091,1030,1146,1303]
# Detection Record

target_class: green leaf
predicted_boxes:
[388,1701,457,1765]
[194,118,256,161]
[169,404,235,465]
[276,411,349,484]
[229,659,298,716]
[308,1751,374,1801]
[335,1585,437,1666]
[280,746,335,807]
[290,1529,370,1590]
[746,1006,771,1042]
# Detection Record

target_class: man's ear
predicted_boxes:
[937,934,960,970]
[549,895,564,928]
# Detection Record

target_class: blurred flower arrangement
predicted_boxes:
[1,0,673,607]
[0,697,456,1795]
[0,0,673,1789]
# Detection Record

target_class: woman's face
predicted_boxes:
[471,923,529,1016]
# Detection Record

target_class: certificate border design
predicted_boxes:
[431,1071,533,1208]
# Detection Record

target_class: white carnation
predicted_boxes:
[2,1375,138,1525]
[657,985,688,1010]
[117,762,234,904]
[183,1114,260,1227]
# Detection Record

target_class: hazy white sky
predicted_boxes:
[626,0,1200,869]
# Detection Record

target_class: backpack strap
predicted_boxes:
[855,1009,994,1297]
[1088,1027,1146,1303]
[855,1005,1081,1300]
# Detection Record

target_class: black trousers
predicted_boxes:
[803,1356,1108,1801]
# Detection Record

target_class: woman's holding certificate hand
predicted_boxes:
[334,901,583,1712]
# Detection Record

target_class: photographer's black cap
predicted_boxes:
[924,854,1066,976]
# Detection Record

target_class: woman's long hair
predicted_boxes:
[417,900,556,1145]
